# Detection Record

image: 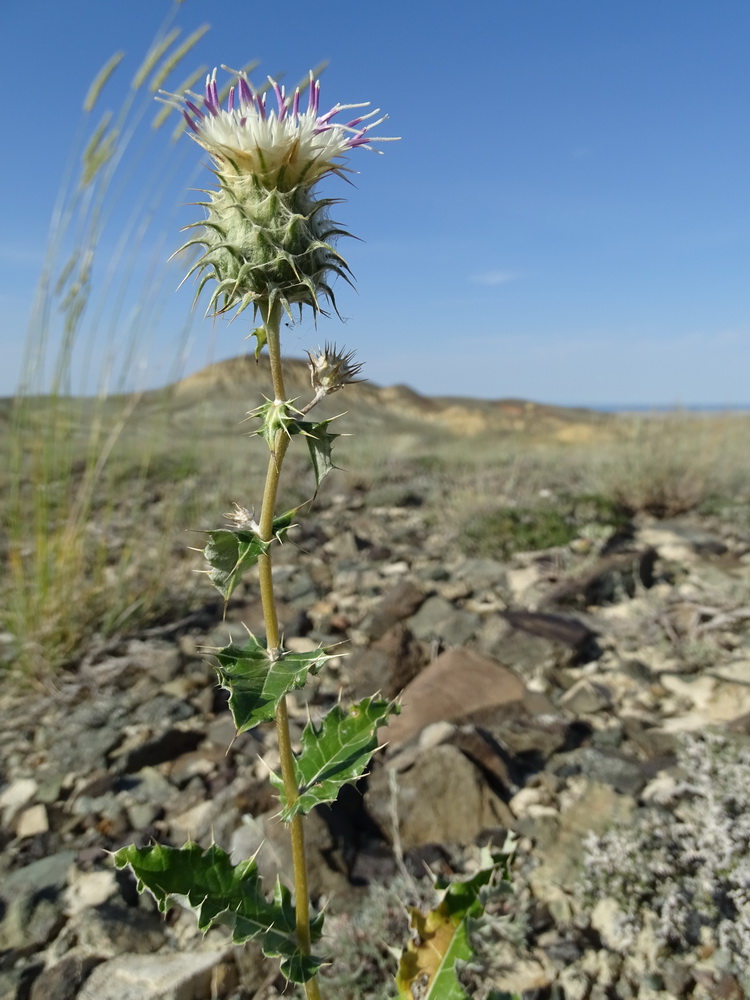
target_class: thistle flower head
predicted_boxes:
[163,68,397,321]
[306,343,365,395]
[180,68,396,191]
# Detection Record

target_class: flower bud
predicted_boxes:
[306,343,364,395]
[164,69,397,322]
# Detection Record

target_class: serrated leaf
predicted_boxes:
[291,417,341,491]
[203,509,296,603]
[203,529,269,602]
[271,698,399,819]
[112,841,324,983]
[396,850,513,1000]
[215,634,334,732]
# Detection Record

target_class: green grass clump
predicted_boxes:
[459,493,627,560]
[461,506,577,559]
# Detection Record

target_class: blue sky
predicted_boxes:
[3,0,750,405]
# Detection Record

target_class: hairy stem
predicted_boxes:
[256,301,322,1000]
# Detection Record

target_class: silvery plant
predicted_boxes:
[113,67,516,1000]
[583,730,750,990]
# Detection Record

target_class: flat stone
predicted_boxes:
[0,778,38,823]
[550,747,648,796]
[559,678,613,714]
[114,727,204,774]
[1,851,76,901]
[477,621,557,680]
[169,800,216,843]
[77,950,229,1000]
[358,579,425,640]
[15,804,49,839]
[381,647,525,750]
[454,557,509,589]
[63,868,118,916]
[0,892,66,951]
[407,595,480,646]
[346,623,426,700]
[0,964,44,1000]
[29,955,102,1000]
[72,902,167,957]
[49,722,128,775]
[132,694,196,727]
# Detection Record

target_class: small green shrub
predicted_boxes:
[459,493,627,559]
[461,506,576,558]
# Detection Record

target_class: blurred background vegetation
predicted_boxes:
[3,3,750,683]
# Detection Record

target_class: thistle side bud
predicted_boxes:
[306,343,364,395]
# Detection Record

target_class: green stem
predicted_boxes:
[256,300,322,1000]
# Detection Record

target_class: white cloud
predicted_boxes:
[470,269,521,287]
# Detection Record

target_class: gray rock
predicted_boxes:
[123,639,183,684]
[0,892,66,952]
[29,955,102,1000]
[77,950,231,1000]
[559,677,613,714]
[132,694,196,726]
[477,619,557,680]
[358,579,425,641]
[407,595,480,646]
[45,714,128,777]
[529,782,635,904]
[1,851,76,902]
[467,697,576,763]
[454,557,509,590]
[550,746,648,796]
[71,901,167,957]
[284,567,318,603]
[0,964,43,1000]
[114,726,204,774]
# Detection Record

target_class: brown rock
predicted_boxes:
[367,744,507,849]
[381,647,525,751]
[359,579,425,641]
[346,623,426,700]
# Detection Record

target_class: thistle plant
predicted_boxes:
[113,66,515,1000]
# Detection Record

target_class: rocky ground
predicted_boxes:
[2,483,750,1000]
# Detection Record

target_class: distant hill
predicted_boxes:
[168,354,611,442]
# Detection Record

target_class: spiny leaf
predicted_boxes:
[215,634,335,732]
[203,508,296,603]
[248,398,301,452]
[396,848,516,1000]
[272,698,399,819]
[112,842,324,983]
[291,417,341,492]
[250,325,267,359]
